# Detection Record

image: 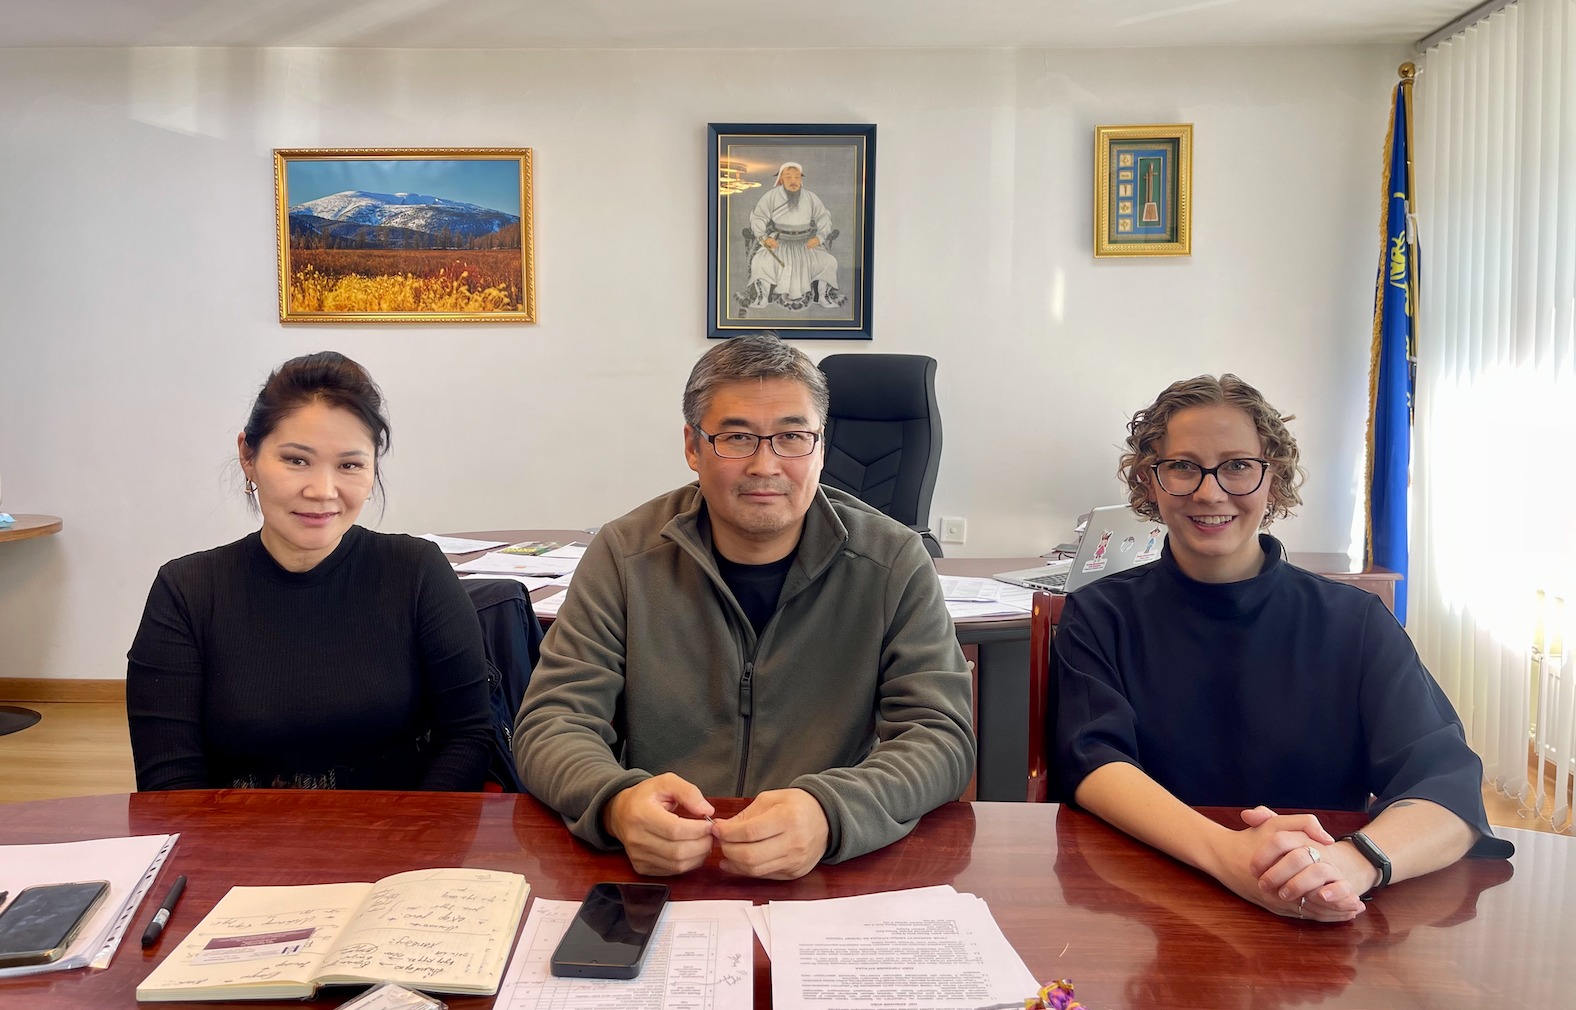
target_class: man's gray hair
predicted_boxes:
[682,333,830,429]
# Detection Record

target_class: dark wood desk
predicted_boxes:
[0,791,1553,1009]
[452,532,1400,803]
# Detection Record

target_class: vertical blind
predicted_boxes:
[1414,0,1576,830]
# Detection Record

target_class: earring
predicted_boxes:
[244,479,258,496]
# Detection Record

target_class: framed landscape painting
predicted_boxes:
[274,148,536,322]
[1094,124,1192,258]
[707,123,875,339]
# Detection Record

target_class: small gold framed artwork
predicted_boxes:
[1094,125,1192,258]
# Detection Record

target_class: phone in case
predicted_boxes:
[0,881,111,968]
[549,882,670,979]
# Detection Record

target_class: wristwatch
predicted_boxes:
[1340,831,1392,898]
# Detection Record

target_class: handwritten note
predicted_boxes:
[318,869,523,986]
[137,869,528,1002]
[495,898,753,1010]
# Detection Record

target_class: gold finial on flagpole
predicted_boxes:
[1399,62,1416,80]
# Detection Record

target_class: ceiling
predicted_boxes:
[1,0,1483,50]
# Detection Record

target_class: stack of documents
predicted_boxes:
[418,534,510,554]
[939,576,1035,619]
[753,885,1039,1010]
[453,541,588,591]
[495,898,755,1010]
[0,834,177,978]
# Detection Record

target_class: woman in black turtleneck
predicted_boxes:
[127,352,490,792]
[1056,373,1509,924]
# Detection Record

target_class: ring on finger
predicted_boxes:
[1306,845,1321,864]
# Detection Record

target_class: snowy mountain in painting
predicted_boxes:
[289,190,517,244]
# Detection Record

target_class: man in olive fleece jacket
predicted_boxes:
[514,336,974,880]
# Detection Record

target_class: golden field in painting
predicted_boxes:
[288,249,523,313]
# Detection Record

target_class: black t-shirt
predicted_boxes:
[714,548,796,637]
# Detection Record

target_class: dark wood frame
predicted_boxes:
[706,123,875,340]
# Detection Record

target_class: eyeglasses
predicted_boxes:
[1151,458,1270,496]
[696,427,823,459]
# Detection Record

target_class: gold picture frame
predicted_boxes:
[1094,125,1192,258]
[275,148,536,323]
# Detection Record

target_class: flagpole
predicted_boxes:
[1364,74,1399,572]
[1364,63,1419,623]
[1399,62,1419,347]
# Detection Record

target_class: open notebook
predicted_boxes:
[136,868,528,1002]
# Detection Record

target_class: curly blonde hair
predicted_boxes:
[1119,374,1305,528]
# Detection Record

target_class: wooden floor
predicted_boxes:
[0,702,1569,837]
[0,702,137,803]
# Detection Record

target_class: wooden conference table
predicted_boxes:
[0,790,1558,1009]
[453,531,1400,802]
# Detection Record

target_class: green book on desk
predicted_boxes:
[136,868,528,1001]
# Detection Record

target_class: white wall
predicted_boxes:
[0,43,1406,681]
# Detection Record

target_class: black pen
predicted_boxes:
[141,875,187,947]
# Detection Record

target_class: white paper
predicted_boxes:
[945,600,1031,619]
[0,833,178,978]
[938,578,1036,610]
[745,905,771,952]
[459,573,562,592]
[418,534,509,554]
[765,886,1038,1010]
[495,898,754,1010]
[454,552,580,577]
[89,833,178,969]
[531,591,568,618]
[539,543,589,560]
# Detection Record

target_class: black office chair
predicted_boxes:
[817,353,944,557]
[463,578,545,792]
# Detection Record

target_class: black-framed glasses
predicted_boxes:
[1151,458,1270,496]
[696,427,823,459]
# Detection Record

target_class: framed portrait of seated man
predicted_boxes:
[707,123,876,340]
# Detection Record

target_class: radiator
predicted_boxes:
[1531,592,1574,833]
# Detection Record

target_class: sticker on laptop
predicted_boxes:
[1136,527,1164,564]
[1082,530,1115,572]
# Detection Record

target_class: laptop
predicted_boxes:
[993,505,1166,594]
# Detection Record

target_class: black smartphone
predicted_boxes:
[549,881,670,979]
[0,881,111,968]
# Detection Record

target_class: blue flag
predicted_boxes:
[1367,80,1416,622]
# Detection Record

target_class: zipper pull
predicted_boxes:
[739,662,754,717]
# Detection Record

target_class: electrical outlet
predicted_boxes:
[940,516,967,543]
